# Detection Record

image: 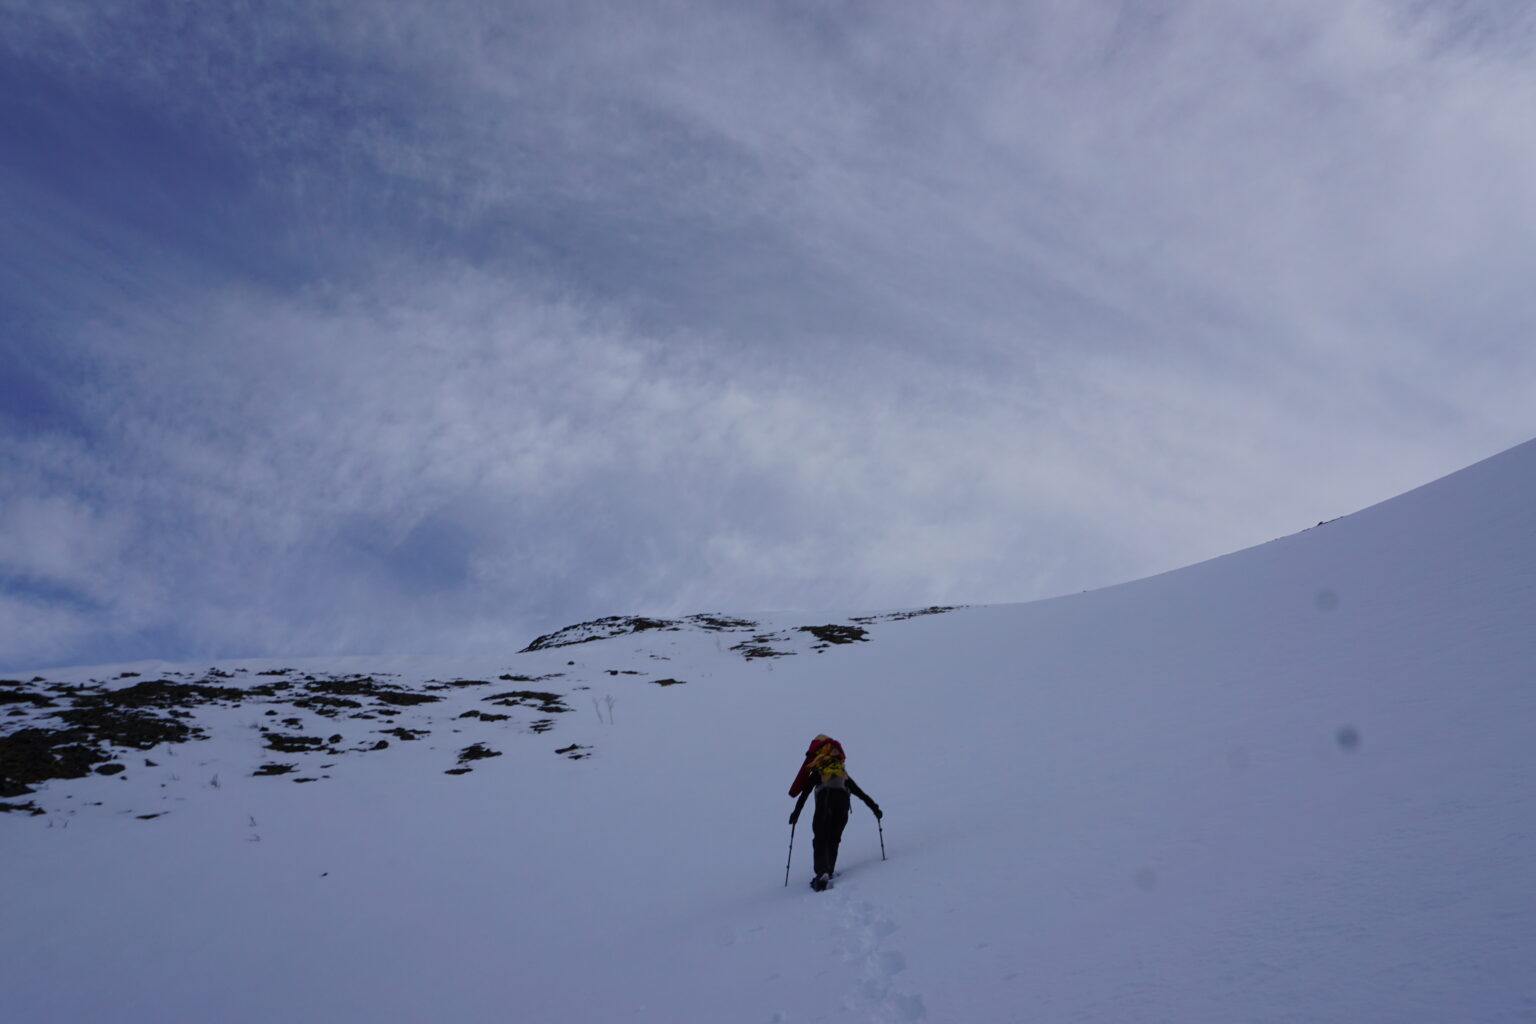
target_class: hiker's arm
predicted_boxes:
[789,785,811,825]
[848,778,882,819]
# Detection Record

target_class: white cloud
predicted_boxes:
[3,0,1534,669]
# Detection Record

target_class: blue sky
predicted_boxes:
[3,0,1534,671]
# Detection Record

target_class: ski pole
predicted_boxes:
[878,816,886,861]
[784,821,797,886]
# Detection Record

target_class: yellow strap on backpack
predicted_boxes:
[814,748,847,783]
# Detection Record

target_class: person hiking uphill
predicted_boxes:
[788,735,881,891]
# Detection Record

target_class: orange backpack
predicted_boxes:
[788,735,847,797]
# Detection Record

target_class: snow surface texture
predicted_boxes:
[3,440,1534,1023]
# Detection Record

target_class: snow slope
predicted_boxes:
[3,439,1534,1023]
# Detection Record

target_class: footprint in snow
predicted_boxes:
[832,896,927,1022]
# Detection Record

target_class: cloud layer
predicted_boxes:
[3,0,1534,669]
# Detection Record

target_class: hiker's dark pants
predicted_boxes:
[812,787,851,876]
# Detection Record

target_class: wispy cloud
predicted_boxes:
[3,0,1533,669]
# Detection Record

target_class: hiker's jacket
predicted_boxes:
[790,773,880,825]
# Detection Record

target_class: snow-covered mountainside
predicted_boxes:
[4,440,1534,1023]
